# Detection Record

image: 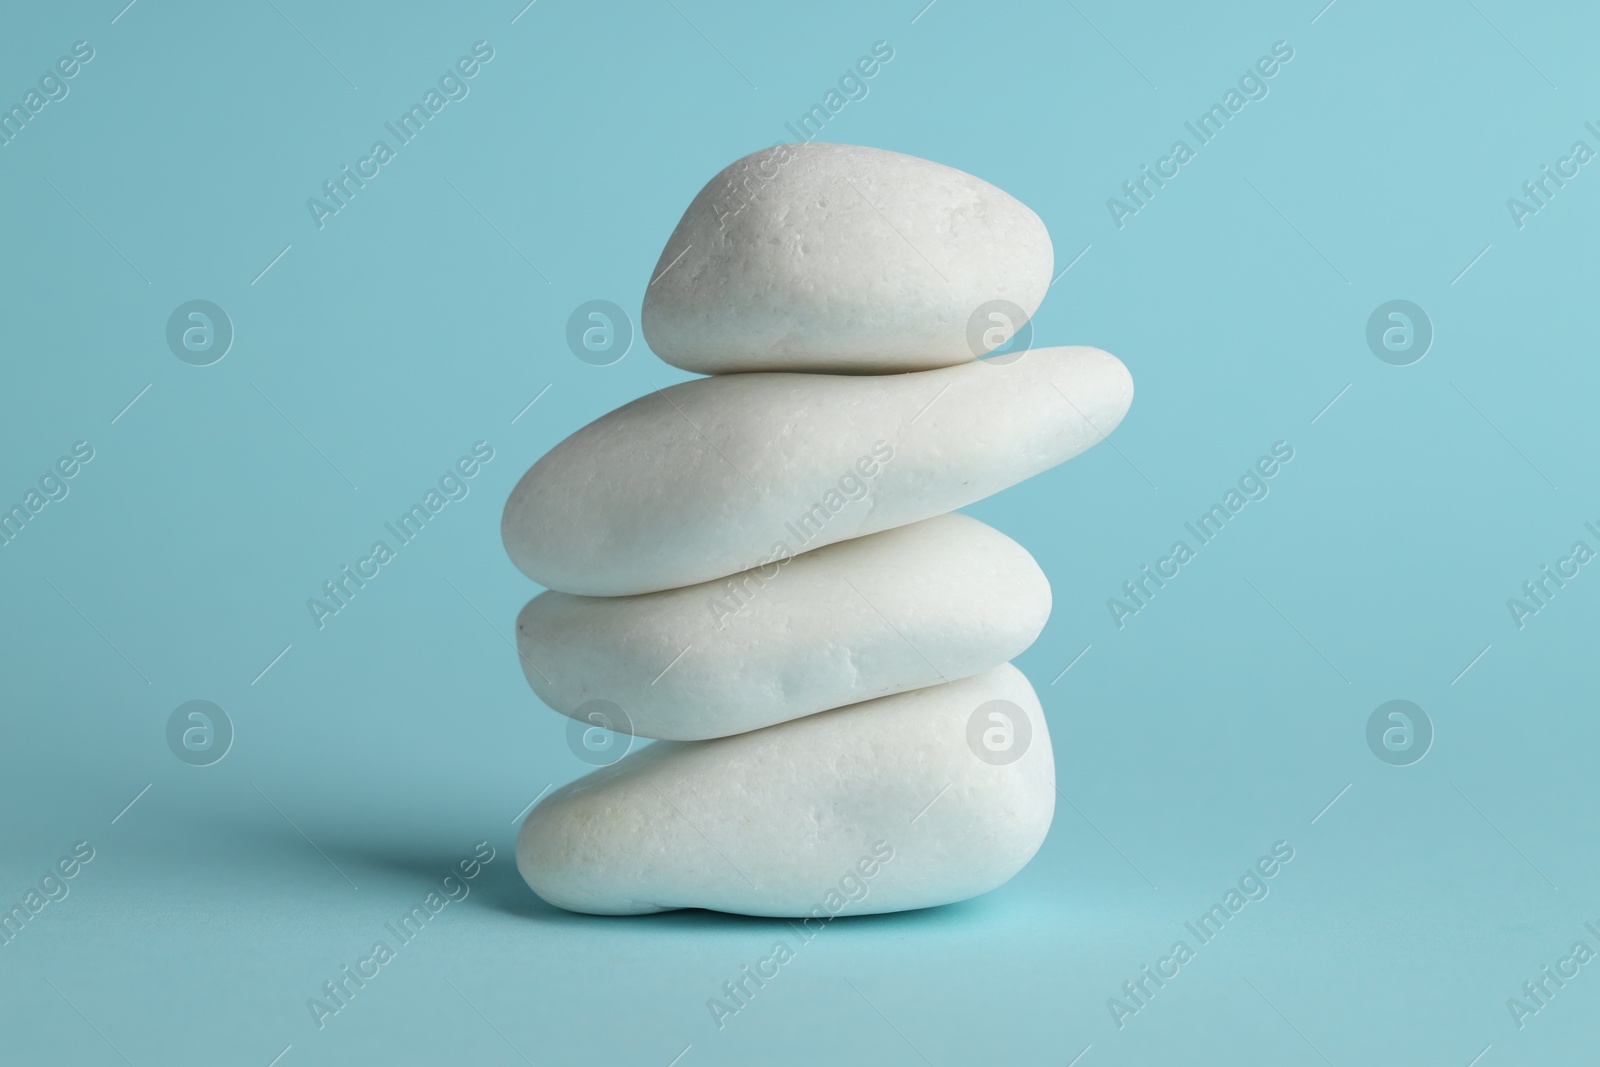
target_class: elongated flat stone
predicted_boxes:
[502,345,1132,596]
[515,513,1049,740]
[641,142,1053,374]
[516,664,1054,916]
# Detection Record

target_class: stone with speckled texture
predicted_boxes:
[641,142,1053,375]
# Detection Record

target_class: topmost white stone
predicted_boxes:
[641,143,1053,375]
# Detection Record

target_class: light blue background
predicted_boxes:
[2,1,1595,1064]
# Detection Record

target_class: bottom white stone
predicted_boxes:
[517,663,1055,917]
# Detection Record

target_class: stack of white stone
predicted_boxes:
[502,143,1134,917]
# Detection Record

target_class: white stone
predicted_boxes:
[516,664,1054,916]
[502,345,1132,596]
[515,513,1050,740]
[641,142,1053,374]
